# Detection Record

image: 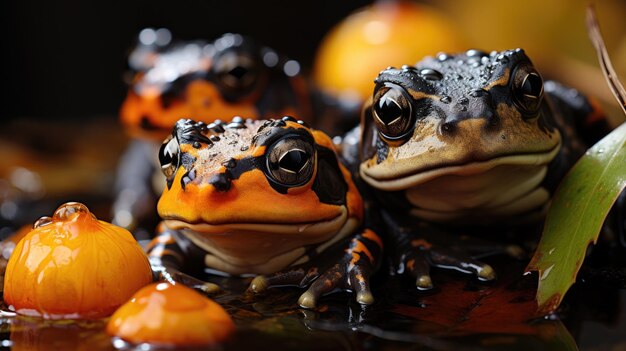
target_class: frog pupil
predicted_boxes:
[521,73,542,98]
[279,150,308,173]
[229,66,248,80]
[375,96,403,125]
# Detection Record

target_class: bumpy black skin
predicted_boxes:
[344,49,612,289]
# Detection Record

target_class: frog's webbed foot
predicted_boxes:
[400,239,497,290]
[250,229,382,309]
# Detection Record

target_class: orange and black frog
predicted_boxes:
[343,48,611,289]
[147,117,383,308]
[113,30,312,232]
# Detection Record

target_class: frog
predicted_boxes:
[112,30,313,233]
[346,48,611,289]
[146,116,383,308]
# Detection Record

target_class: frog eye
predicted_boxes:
[266,137,315,187]
[511,64,544,115]
[372,83,415,140]
[214,53,259,94]
[159,136,180,180]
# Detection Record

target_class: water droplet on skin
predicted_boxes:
[420,69,443,81]
[53,202,92,221]
[33,216,53,229]
[231,116,244,124]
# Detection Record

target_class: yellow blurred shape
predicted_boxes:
[313,0,466,100]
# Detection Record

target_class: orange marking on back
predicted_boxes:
[362,229,383,249]
[349,239,374,265]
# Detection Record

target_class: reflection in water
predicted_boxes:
[7,318,112,351]
[0,255,622,350]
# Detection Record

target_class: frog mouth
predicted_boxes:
[160,207,357,275]
[360,144,561,192]
[162,207,348,237]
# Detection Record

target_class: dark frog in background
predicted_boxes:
[148,117,382,308]
[351,48,610,289]
[113,30,312,232]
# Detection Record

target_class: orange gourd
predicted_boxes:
[107,282,234,346]
[3,202,152,319]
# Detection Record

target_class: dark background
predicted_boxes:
[1,0,372,121]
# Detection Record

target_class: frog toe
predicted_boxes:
[429,247,497,281]
[416,274,434,290]
[350,265,375,305]
[197,282,221,294]
[477,264,497,281]
[298,291,318,309]
[248,267,319,294]
[297,264,343,309]
[249,275,269,293]
[298,257,377,309]
[402,250,433,290]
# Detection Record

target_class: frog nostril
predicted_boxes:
[441,122,456,134]
[209,173,232,192]
[469,89,488,98]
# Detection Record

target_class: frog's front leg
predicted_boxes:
[146,229,220,294]
[249,229,383,309]
[380,209,497,289]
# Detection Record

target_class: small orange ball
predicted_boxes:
[313,0,465,100]
[107,282,235,346]
[3,202,152,319]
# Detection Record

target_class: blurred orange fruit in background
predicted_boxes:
[313,0,466,101]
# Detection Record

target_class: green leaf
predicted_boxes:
[527,121,626,314]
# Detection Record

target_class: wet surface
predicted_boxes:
[0,118,625,350]
[0,256,621,351]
